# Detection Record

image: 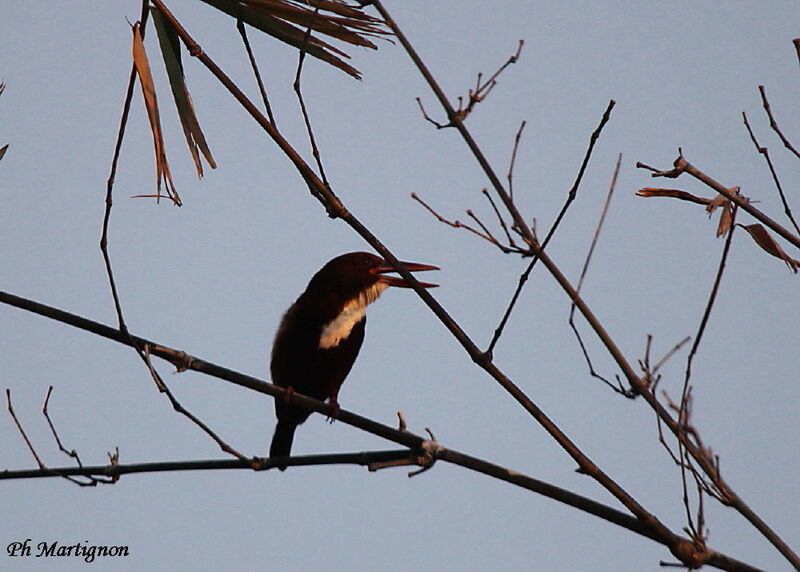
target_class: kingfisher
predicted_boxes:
[269,251,438,470]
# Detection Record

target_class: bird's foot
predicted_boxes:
[326,399,340,424]
[282,386,295,403]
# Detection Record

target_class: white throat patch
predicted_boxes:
[318,282,389,349]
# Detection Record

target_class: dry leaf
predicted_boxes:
[705,194,729,214]
[132,22,181,206]
[198,0,390,79]
[152,9,216,179]
[716,205,733,237]
[636,188,711,205]
[740,223,799,273]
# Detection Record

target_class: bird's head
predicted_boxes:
[308,251,438,302]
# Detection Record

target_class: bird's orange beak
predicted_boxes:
[372,259,439,288]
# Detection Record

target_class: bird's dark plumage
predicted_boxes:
[268,251,437,470]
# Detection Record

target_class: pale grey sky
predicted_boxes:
[2,2,798,570]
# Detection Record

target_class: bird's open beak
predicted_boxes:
[372,259,439,288]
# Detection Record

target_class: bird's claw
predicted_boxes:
[326,399,340,423]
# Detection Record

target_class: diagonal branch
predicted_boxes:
[742,111,800,235]
[639,153,800,251]
[758,85,800,160]
[486,100,616,355]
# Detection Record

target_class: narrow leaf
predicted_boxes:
[152,8,216,179]
[740,223,799,273]
[636,188,711,205]
[132,22,181,205]
[197,0,380,79]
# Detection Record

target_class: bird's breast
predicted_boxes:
[318,282,388,349]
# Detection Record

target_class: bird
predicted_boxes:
[269,251,439,470]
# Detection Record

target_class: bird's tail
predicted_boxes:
[269,421,297,471]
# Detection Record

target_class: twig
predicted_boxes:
[140,344,250,463]
[101,0,151,334]
[568,155,633,396]
[660,392,727,503]
[507,120,526,202]
[482,189,517,248]
[466,209,503,246]
[6,389,45,470]
[293,3,330,188]
[758,85,800,160]
[741,111,800,235]
[486,100,616,355]
[573,153,620,298]
[651,336,691,375]
[410,192,521,253]
[236,14,277,127]
[7,389,99,487]
[678,202,739,485]
[415,40,524,127]
[42,386,116,485]
[666,205,739,541]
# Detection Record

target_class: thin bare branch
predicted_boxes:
[411,192,520,253]
[568,155,633,396]
[415,40,524,127]
[651,336,691,375]
[481,189,518,248]
[507,120,526,202]
[6,389,45,470]
[741,111,800,235]
[486,100,616,355]
[236,15,278,126]
[758,85,800,160]
[42,386,116,485]
[141,344,250,462]
[293,3,330,187]
[7,389,99,487]
[102,0,151,334]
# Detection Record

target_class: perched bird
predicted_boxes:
[269,251,438,470]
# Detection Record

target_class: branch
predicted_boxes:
[639,153,800,251]
[741,111,800,235]
[415,40,524,127]
[41,386,116,486]
[568,155,633,396]
[758,85,800,160]
[2,450,419,478]
[485,99,615,355]
[0,374,762,572]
